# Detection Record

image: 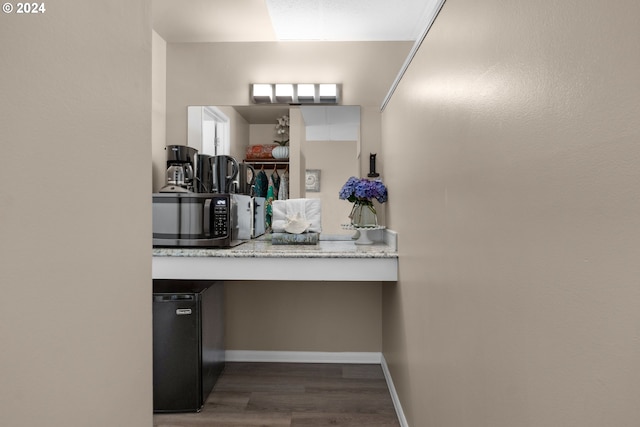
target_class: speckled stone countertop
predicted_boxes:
[153,231,398,281]
[152,239,397,259]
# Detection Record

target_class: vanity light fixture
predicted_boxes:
[251,83,340,105]
[275,84,294,103]
[297,84,316,102]
[319,84,338,102]
[251,84,273,103]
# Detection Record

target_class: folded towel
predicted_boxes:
[305,199,322,233]
[271,219,286,233]
[285,198,307,221]
[284,212,312,234]
[271,201,286,232]
[272,199,322,233]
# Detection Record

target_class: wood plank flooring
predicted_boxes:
[153,362,400,427]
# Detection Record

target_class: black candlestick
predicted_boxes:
[368,153,380,177]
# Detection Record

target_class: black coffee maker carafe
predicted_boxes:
[160,145,197,193]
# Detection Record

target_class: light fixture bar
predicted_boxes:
[275,84,294,103]
[297,83,316,103]
[250,84,341,104]
[319,84,338,103]
[251,84,274,103]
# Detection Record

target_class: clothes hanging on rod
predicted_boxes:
[254,170,268,198]
[265,172,277,229]
[271,168,280,200]
[278,170,289,200]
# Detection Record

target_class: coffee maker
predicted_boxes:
[211,155,239,194]
[194,153,214,193]
[160,145,197,193]
[192,154,240,194]
[234,163,256,196]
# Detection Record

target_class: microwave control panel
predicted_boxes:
[211,196,229,238]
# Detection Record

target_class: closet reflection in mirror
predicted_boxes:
[187,105,361,234]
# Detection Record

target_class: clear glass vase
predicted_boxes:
[349,201,378,227]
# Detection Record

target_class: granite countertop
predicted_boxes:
[152,231,398,281]
[152,238,397,259]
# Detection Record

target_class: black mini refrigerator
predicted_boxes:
[152,280,224,413]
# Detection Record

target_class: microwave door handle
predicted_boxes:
[203,199,211,236]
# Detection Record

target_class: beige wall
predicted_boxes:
[382,0,640,426]
[161,41,409,352]
[218,105,251,163]
[152,30,168,192]
[305,140,360,235]
[226,281,381,351]
[250,123,277,146]
[0,1,152,426]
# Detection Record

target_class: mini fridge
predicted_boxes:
[152,280,224,413]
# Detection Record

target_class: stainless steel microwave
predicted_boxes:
[152,193,248,248]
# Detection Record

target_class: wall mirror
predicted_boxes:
[187,105,361,234]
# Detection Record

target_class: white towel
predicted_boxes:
[285,199,307,220]
[305,199,322,233]
[271,200,287,232]
[271,199,322,233]
[284,212,311,234]
[271,220,286,233]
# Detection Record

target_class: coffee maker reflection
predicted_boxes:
[212,155,239,194]
[194,154,239,194]
[194,153,214,193]
[160,145,197,193]
[235,163,256,195]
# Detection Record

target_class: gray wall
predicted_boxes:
[0,1,153,425]
[382,0,640,425]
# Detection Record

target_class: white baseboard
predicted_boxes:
[381,354,410,427]
[224,350,409,427]
[225,350,381,364]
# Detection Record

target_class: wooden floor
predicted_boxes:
[153,362,400,427]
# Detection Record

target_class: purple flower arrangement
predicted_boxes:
[339,176,388,204]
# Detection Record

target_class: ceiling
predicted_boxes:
[234,105,290,124]
[152,0,439,43]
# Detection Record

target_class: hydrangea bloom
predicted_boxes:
[339,176,388,204]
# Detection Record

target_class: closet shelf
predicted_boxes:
[243,159,289,169]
